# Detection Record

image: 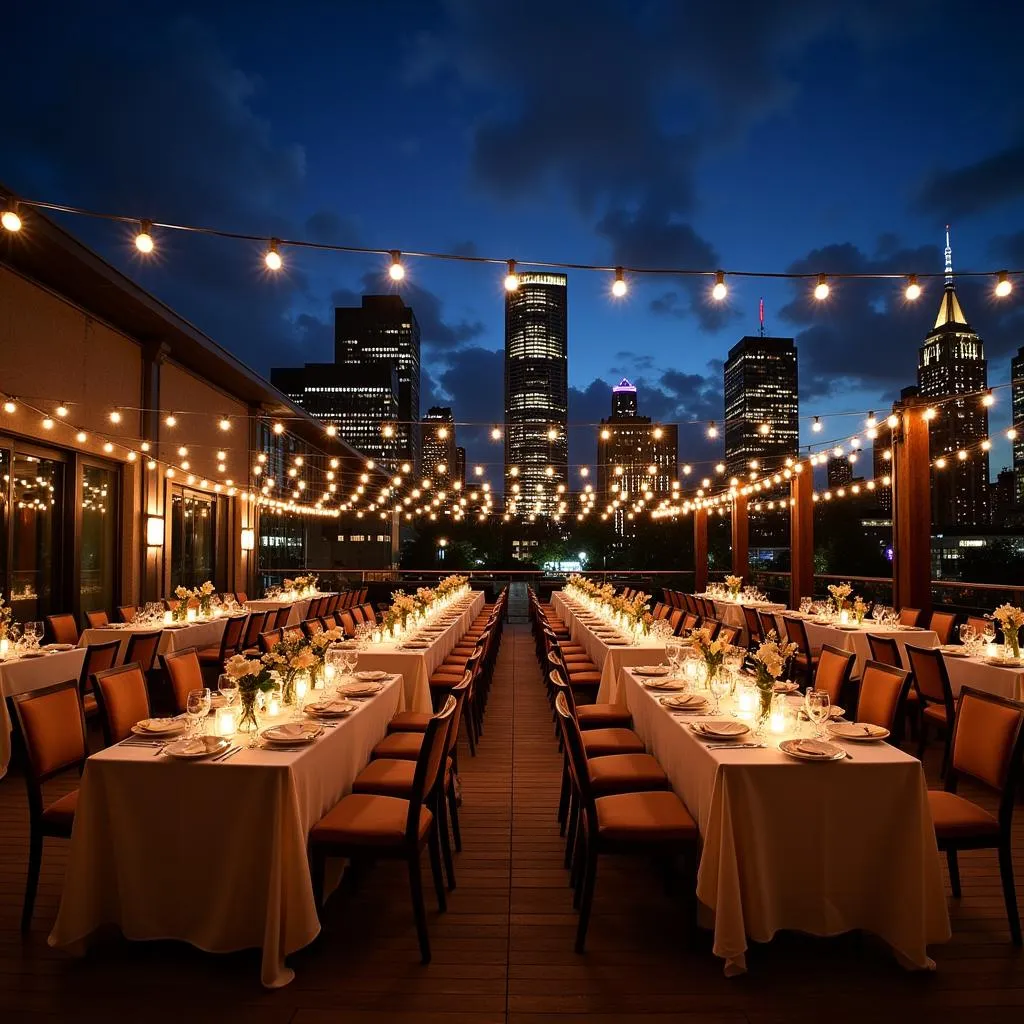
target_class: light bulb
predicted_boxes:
[165,414,177,427]
[712,270,727,301]
[109,409,122,424]
[866,411,876,428]
[547,427,558,440]
[886,413,899,429]
[273,422,284,435]
[996,272,1013,298]
[504,260,519,292]
[812,416,822,432]
[325,424,337,436]
[813,274,830,300]
[1,203,21,232]
[264,240,282,271]
[56,405,68,418]
[600,428,611,440]
[491,427,501,441]
[388,250,405,281]
[904,275,921,301]
[42,417,54,430]
[982,392,995,407]
[611,267,627,298]
[218,417,231,431]
[135,221,154,254]
[76,431,87,443]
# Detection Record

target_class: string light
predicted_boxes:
[996,271,1013,298]
[812,416,822,432]
[982,391,995,407]
[904,274,921,301]
[41,417,54,430]
[55,404,68,418]
[76,431,87,443]
[887,413,899,428]
[218,416,231,431]
[165,414,177,427]
[109,409,122,424]
[712,270,727,301]
[134,220,154,254]
[264,239,283,271]
[503,260,519,292]
[388,250,405,281]
[814,274,830,300]
[325,424,337,437]
[273,422,284,435]
[490,427,502,441]
[611,267,627,298]
[707,421,718,438]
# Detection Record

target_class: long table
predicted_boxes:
[0,648,87,777]
[49,673,403,987]
[619,667,950,975]
[355,590,485,713]
[706,597,786,645]
[551,592,667,703]
[78,618,228,661]
[245,594,332,627]
[801,619,939,675]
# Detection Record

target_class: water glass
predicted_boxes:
[218,674,239,706]
[958,623,976,646]
[804,688,830,738]
[186,687,211,738]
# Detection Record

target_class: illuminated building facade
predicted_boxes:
[504,272,568,516]
[422,406,456,483]
[1011,346,1024,503]
[723,336,799,478]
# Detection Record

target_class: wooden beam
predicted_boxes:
[892,399,932,614]
[790,467,814,610]
[731,494,749,581]
[694,507,708,593]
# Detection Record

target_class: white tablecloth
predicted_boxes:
[0,649,88,777]
[355,591,485,713]
[801,620,939,675]
[619,668,950,975]
[246,594,329,627]
[710,599,786,645]
[942,644,1024,700]
[49,673,403,987]
[551,592,665,703]
[79,619,228,662]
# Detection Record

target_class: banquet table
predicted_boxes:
[355,590,485,713]
[800,618,939,675]
[0,648,87,777]
[78,618,228,662]
[706,598,786,645]
[619,667,951,975]
[551,592,665,703]
[941,644,1024,700]
[245,594,329,627]
[49,673,403,987]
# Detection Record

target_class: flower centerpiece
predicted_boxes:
[752,631,798,726]
[827,582,852,615]
[198,580,216,617]
[224,653,279,733]
[993,604,1024,658]
[266,633,317,705]
[852,595,868,625]
[724,575,743,598]
[173,585,197,622]
[383,590,418,636]
[309,626,345,684]
[0,595,11,655]
[690,625,730,688]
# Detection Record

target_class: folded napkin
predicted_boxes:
[796,738,835,757]
[138,717,183,733]
[697,719,748,736]
[663,693,705,708]
[266,721,319,740]
[309,698,355,714]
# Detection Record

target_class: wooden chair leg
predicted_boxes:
[946,848,961,898]
[447,779,462,853]
[435,792,456,890]
[998,841,1022,946]
[21,830,43,934]
[564,793,578,869]
[575,847,599,953]
[407,853,431,964]
[426,825,447,912]
[571,825,586,906]
[558,757,570,831]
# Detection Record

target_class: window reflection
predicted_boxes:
[171,489,216,590]
[10,454,63,621]
[81,464,116,614]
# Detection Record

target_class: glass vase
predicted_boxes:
[754,686,774,736]
[238,692,260,734]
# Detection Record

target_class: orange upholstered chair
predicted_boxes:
[929,687,1024,944]
[783,615,820,686]
[46,613,79,646]
[78,638,121,718]
[905,642,956,770]
[899,607,923,628]
[93,663,151,745]
[929,610,957,645]
[85,609,109,628]
[117,605,137,623]
[160,647,205,714]
[124,629,162,674]
[12,680,86,932]
[813,644,855,705]
[856,659,912,739]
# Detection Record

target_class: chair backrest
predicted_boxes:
[782,616,811,657]
[124,629,162,673]
[405,694,457,844]
[272,607,291,630]
[743,605,763,645]
[554,691,595,824]
[93,663,151,745]
[965,615,990,636]
[339,611,357,636]
[947,688,1024,829]
[357,588,368,604]
[351,606,367,624]
[857,660,911,733]
[46,613,79,646]
[12,680,87,816]
[301,617,325,638]
[898,607,922,628]
[160,647,205,714]
[929,610,956,644]
[242,610,269,649]
[651,602,666,620]
[813,644,855,704]
[681,611,699,632]
[904,643,954,716]
[79,638,122,697]
[326,594,341,614]
[219,614,249,659]
[866,632,902,668]
[444,671,474,760]
[359,603,377,625]
[718,624,741,646]
[683,593,698,614]
[117,605,137,623]
[258,627,283,654]
[235,591,248,605]
[85,609,109,629]
[758,610,780,640]
[667,608,683,632]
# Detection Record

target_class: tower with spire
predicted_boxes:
[917,226,990,528]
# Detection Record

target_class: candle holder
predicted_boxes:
[214,705,239,738]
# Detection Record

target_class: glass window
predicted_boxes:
[80,463,117,615]
[171,488,216,590]
[10,453,63,621]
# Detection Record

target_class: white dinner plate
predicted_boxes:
[163,736,230,759]
[355,670,388,681]
[828,721,889,741]
[341,681,384,698]
[779,738,847,761]
[132,717,187,736]
[939,646,969,658]
[261,722,323,746]
[400,641,430,649]
[42,643,75,652]
[661,693,707,710]
[985,656,1024,667]
[633,665,670,676]
[642,677,687,691]
[693,719,749,739]
[306,699,357,718]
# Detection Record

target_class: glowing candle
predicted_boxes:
[0,637,8,657]
[186,606,197,623]
[736,687,757,722]
[163,611,173,625]
[268,694,281,717]
[295,673,309,702]
[770,709,786,735]
[214,707,236,737]
[839,609,849,625]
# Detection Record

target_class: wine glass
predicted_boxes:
[665,640,681,676]
[872,603,884,623]
[982,620,996,648]
[342,649,358,684]
[958,623,976,647]
[804,688,830,738]
[710,671,731,714]
[324,647,344,693]
[186,688,211,739]
[218,673,238,707]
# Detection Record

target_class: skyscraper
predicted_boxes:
[422,407,456,482]
[723,336,799,477]
[597,379,678,533]
[504,272,568,516]
[917,229,990,527]
[826,454,854,488]
[1011,346,1024,503]
[454,446,466,489]
[335,295,421,470]
[871,422,893,514]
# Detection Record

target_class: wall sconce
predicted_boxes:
[240,527,255,552]
[146,516,165,547]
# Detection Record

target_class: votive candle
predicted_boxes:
[214,707,236,737]
[163,611,173,625]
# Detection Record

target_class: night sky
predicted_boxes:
[3,1,1023,483]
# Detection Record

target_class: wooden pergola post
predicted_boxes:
[694,507,708,593]
[731,494,749,581]
[892,398,932,614]
[790,467,814,610]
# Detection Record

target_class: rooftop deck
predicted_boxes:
[2,623,1022,1023]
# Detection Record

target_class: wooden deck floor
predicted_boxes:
[2,623,1023,1023]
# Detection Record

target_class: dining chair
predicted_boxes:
[856,660,912,741]
[124,629,162,674]
[555,693,698,952]
[899,607,923,628]
[667,608,684,634]
[45,613,79,646]
[651,602,666,620]
[718,624,741,646]
[235,591,248,605]
[78,638,122,718]
[812,644,856,705]
[758,610,780,642]
[929,687,1024,944]
[240,610,270,656]
[356,587,368,604]
[301,617,324,638]
[680,611,699,633]
[117,605,137,623]
[308,695,456,963]
[351,606,367,625]
[683,593,698,614]
[963,615,989,637]
[92,663,151,745]
[196,613,249,676]
[282,626,304,643]
[905,642,957,773]
[360,604,378,625]
[12,679,86,932]
[783,616,820,687]
[160,647,205,714]
[866,632,918,731]
[258,627,283,654]
[743,606,764,649]
[702,620,723,641]
[928,610,957,645]
[85,609,109,629]
[268,606,289,630]
[338,611,357,636]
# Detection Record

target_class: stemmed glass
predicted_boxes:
[324,647,344,694]
[709,672,731,714]
[958,623,976,647]
[665,640,682,677]
[218,673,238,707]
[982,620,996,649]
[872,604,885,624]
[342,649,359,687]
[804,688,830,738]
[186,687,212,740]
